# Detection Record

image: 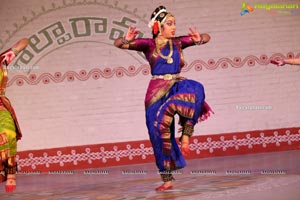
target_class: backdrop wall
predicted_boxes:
[0,0,299,171]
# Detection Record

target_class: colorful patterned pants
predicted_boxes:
[0,110,17,180]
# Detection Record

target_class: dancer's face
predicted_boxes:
[161,16,176,39]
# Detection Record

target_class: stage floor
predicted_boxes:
[1,150,300,200]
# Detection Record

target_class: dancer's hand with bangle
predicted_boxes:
[12,38,29,56]
[114,26,139,48]
[271,58,300,66]
[124,26,139,44]
[1,38,29,66]
[270,59,286,66]
[188,27,210,45]
[188,27,202,44]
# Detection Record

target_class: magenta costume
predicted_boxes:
[128,36,213,173]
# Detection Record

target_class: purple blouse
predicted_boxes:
[128,36,195,76]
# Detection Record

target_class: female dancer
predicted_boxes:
[0,38,28,192]
[114,5,213,191]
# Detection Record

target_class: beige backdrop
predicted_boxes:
[0,0,299,152]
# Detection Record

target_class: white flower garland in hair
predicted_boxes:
[148,8,167,28]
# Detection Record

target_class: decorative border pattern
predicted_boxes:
[7,52,300,87]
[7,64,150,87]
[16,127,300,172]
[182,52,300,72]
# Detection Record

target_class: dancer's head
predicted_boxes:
[149,5,176,39]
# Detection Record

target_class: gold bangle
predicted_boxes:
[194,36,204,45]
[11,48,19,56]
[121,37,131,45]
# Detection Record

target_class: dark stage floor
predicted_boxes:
[1,150,300,200]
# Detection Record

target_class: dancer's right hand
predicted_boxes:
[270,59,285,66]
[125,26,139,42]
[12,38,29,55]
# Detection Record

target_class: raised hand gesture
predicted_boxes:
[188,27,202,43]
[125,26,139,42]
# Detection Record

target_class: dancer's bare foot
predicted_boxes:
[5,174,16,192]
[155,181,173,191]
[180,135,190,156]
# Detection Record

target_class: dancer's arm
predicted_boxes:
[188,27,210,45]
[271,58,300,66]
[180,27,210,49]
[114,27,151,53]
[114,26,139,49]
[0,38,29,65]
[11,38,29,56]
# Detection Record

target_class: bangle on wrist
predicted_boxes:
[193,36,204,45]
[11,48,19,56]
[121,37,131,45]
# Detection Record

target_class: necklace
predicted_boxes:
[155,38,173,64]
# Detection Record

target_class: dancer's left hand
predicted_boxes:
[188,27,202,43]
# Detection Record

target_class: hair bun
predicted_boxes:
[151,5,166,19]
[150,5,167,21]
